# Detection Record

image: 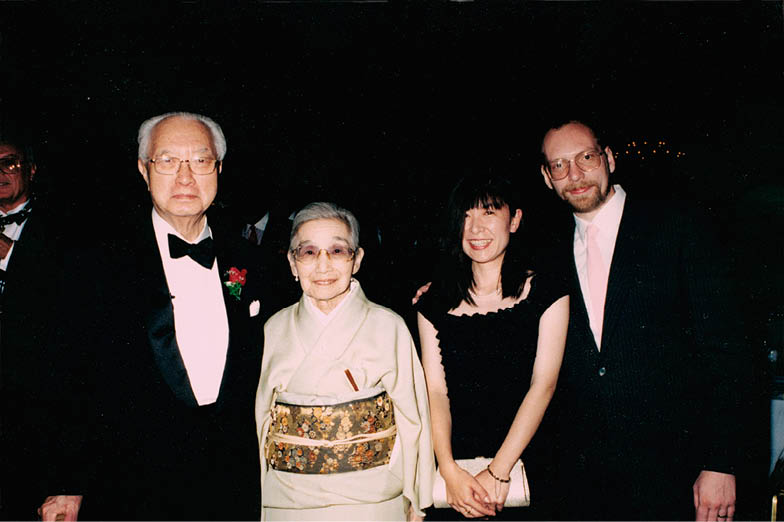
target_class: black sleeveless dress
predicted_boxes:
[417,272,567,521]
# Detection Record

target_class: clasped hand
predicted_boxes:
[442,463,508,518]
[38,495,82,521]
[475,468,510,513]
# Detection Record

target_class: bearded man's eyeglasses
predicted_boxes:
[546,150,606,181]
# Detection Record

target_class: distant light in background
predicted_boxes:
[621,139,685,162]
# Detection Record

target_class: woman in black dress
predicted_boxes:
[417,174,568,520]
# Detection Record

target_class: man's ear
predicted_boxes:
[138,158,150,189]
[28,162,37,181]
[540,166,554,190]
[605,146,616,174]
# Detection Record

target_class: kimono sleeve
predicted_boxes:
[381,315,436,516]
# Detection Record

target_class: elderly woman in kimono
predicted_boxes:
[256,201,435,521]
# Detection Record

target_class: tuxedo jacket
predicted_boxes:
[0,209,65,520]
[553,196,746,519]
[65,210,266,520]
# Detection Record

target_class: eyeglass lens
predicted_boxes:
[549,150,603,179]
[294,245,354,263]
[0,157,22,174]
[153,156,217,175]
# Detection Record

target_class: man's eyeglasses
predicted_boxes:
[149,155,220,176]
[0,156,25,175]
[291,244,356,264]
[546,150,606,181]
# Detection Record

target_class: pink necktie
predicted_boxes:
[586,224,608,342]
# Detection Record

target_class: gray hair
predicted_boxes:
[289,202,361,251]
[137,111,227,161]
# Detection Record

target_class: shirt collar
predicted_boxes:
[254,212,270,229]
[0,199,30,217]
[151,208,211,244]
[574,184,626,241]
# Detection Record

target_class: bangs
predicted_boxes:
[468,193,508,212]
[453,178,512,215]
[446,174,520,235]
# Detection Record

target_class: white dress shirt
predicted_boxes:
[0,200,31,271]
[573,185,626,349]
[152,210,230,405]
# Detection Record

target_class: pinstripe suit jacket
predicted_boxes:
[553,196,746,519]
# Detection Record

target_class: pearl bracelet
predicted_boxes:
[486,464,510,483]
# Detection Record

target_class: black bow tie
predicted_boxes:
[0,207,31,227]
[167,234,215,269]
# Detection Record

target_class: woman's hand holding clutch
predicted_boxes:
[441,462,496,518]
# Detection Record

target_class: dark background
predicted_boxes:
[2,1,782,513]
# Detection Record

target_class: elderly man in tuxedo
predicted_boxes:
[0,131,70,520]
[40,112,265,520]
[539,120,745,521]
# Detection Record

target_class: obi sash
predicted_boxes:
[265,387,397,474]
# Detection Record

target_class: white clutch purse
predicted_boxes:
[432,457,530,508]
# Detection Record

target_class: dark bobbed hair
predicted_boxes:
[437,173,533,310]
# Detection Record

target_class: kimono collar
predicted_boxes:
[293,279,370,358]
[303,278,360,327]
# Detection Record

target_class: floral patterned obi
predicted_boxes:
[265,389,397,474]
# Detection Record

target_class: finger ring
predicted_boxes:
[718,516,727,519]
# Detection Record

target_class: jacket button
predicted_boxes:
[598,366,607,377]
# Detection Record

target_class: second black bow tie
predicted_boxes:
[0,207,32,227]
[167,234,215,269]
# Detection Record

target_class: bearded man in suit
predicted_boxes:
[539,120,746,521]
[41,112,265,520]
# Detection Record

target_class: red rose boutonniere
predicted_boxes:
[224,267,247,300]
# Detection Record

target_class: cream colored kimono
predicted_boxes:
[256,281,435,521]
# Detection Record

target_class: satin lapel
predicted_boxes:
[215,231,242,326]
[600,200,642,349]
[141,220,198,407]
[213,228,245,405]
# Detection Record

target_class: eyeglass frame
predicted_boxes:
[148,156,221,176]
[289,244,357,264]
[0,155,30,176]
[544,149,607,181]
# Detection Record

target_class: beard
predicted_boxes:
[561,181,611,214]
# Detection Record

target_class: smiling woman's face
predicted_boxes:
[461,203,521,266]
[288,218,364,314]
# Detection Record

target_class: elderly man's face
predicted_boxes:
[137,117,219,227]
[0,144,35,213]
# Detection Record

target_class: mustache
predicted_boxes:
[564,182,598,192]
